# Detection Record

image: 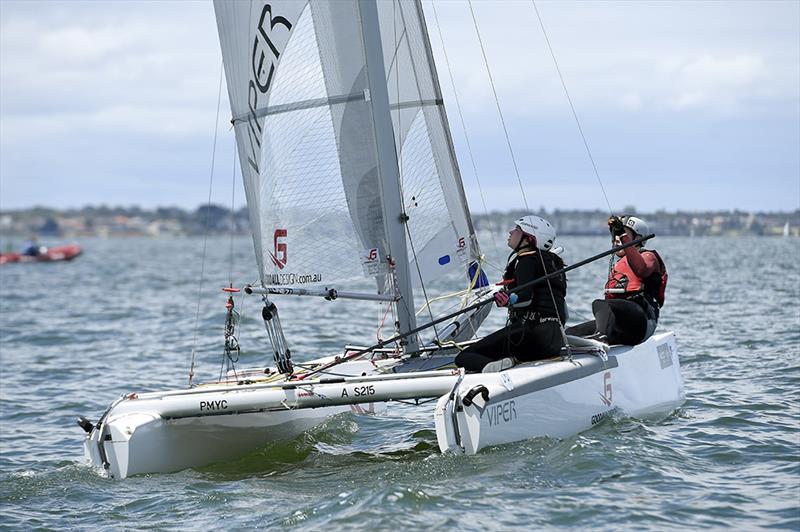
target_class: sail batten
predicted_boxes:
[231,91,368,122]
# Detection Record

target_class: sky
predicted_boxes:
[0,0,798,214]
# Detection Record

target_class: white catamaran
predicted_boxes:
[80,0,684,479]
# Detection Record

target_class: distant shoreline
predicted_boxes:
[1,205,798,238]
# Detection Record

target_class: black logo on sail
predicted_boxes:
[244,4,293,174]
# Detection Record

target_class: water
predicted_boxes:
[1,235,798,530]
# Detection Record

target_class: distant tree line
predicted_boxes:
[0,205,797,238]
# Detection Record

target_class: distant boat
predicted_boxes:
[783,222,790,237]
[0,244,82,265]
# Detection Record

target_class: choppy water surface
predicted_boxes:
[1,235,798,530]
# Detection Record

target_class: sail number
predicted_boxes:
[341,385,375,398]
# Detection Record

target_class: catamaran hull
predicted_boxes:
[83,405,353,479]
[82,359,390,479]
[82,333,682,478]
[434,331,684,454]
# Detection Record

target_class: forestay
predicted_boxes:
[214,0,480,295]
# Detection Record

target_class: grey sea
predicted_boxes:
[1,235,798,530]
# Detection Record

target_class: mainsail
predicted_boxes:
[214,0,480,302]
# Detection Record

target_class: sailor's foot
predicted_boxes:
[482,357,516,373]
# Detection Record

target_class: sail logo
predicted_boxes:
[361,247,386,277]
[269,229,287,269]
[245,4,293,174]
[599,371,613,406]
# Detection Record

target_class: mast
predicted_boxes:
[359,0,418,353]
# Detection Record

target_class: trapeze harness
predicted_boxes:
[605,248,668,338]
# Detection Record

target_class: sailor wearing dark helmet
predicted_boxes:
[455,215,567,373]
[568,215,668,345]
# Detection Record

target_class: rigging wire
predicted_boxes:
[467,0,529,211]
[529,0,620,287]
[537,250,572,359]
[530,0,615,216]
[429,0,500,265]
[220,140,242,383]
[376,299,393,342]
[392,0,441,347]
[385,0,405,348]
[228,142,237,285]
[188,61,225,388]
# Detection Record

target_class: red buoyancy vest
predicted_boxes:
[605,249,668,307]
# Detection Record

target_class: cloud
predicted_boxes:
[619,92,643,111]
[658,53,768,111]
[427,1,797,117]
[0,0,797,212]
[1,2,223,118]
[38,25,141,66]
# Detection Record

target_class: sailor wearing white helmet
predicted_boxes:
[567,214,668,345]
[455,215,568,373]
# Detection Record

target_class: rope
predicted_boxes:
[536,250,572,359]
[188,61,225,388]
[467,0,529,211]
[404,224,441,344]
[383,262,399,346]
[297,234,653,380]
[414,255,488,318]
[377,299,392,342]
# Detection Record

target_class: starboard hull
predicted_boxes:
[434,331,684,454]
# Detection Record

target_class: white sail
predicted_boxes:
[215,0,480,293]
[215,0,372,288]
[377,0,480,287]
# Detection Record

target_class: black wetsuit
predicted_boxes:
[455,249,567,373]
[589,296,657,345]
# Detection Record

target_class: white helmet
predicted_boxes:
[515,215,557,251]
[622,215,650,239]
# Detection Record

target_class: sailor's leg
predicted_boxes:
[642,302,659,341]
[594,299,648,345]
[514,321,564,361]
[565,318,597,337]
[454,351,495,373]
[592,299,615,339]
[455,321,525,372]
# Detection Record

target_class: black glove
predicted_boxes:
[608,216,625,237]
